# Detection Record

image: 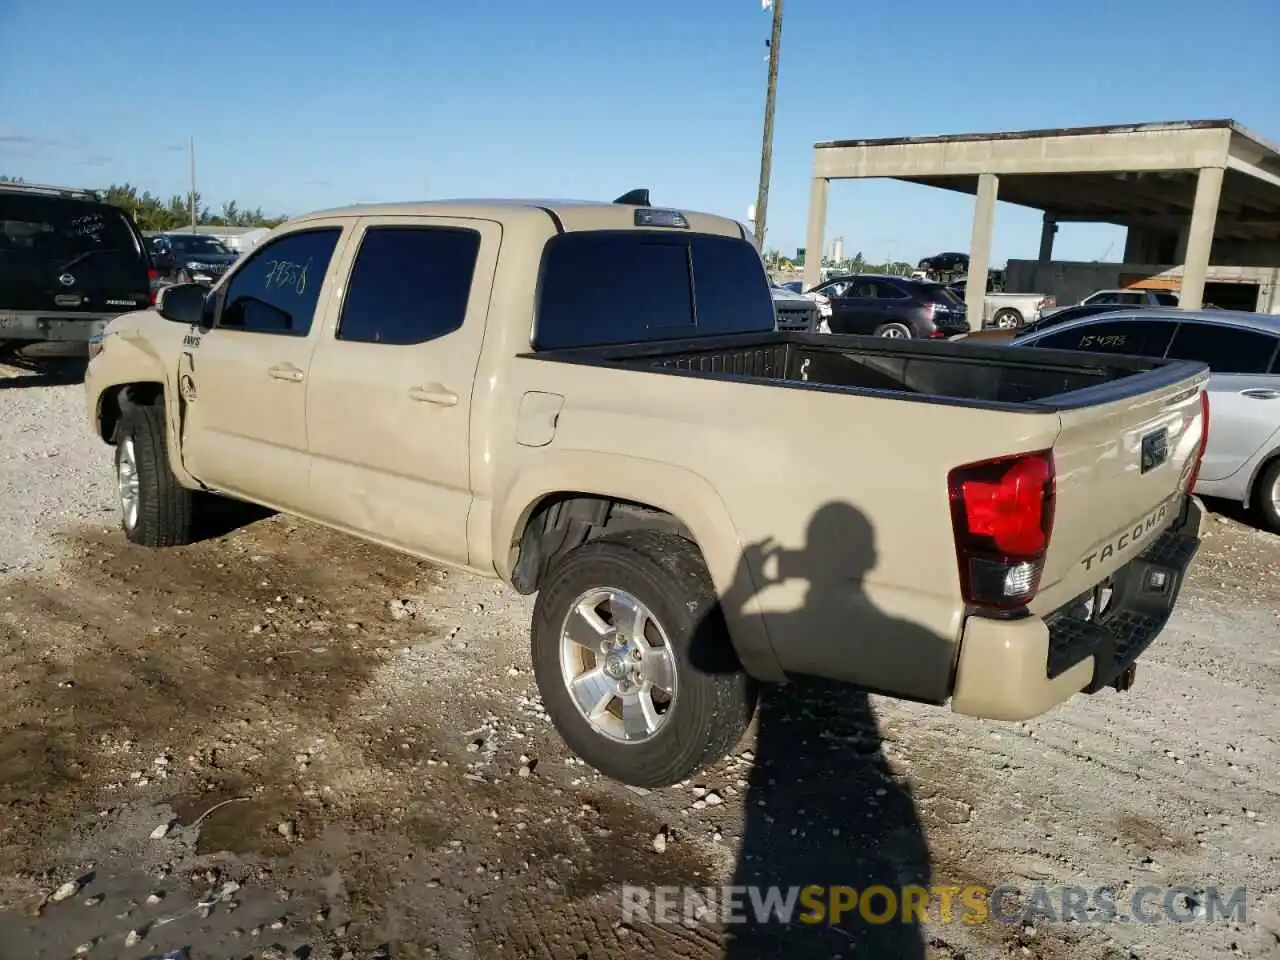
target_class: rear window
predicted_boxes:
[534,231,775,350]
[919,282,961,305]
[0,194,139,264]
[1153,292,1179,306]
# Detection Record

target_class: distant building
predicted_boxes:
[831,236,845,264]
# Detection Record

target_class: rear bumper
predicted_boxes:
[0,311,115,343]
[951,495,1204,721]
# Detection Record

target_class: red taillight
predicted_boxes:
[948,450,1056,609]
[1039,296,1057,309]
[930,330,946,339]
[1184,391,1211,492]
[148,268,159,306]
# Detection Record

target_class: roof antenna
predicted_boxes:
[613,189,650,206]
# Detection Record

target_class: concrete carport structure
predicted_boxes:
[802,119,1280,316]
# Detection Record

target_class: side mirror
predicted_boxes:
[156,282,207,326]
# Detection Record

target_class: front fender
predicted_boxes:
[85,314,199,489]
[487,451,785,681]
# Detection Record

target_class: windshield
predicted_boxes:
[0,196,138,265]
[168,235,231,255]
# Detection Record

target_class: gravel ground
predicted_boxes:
[0,365,1277,960]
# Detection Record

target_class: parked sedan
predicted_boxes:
[1013,308,1280,531]
[809,274,970,338]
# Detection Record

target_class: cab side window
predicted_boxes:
[219,228,341,336]
[1030,320,1177,357]
[336,226,481,345]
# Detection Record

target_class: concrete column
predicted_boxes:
[1180,166,1224,310]
[1037,213,1057,264]
[965,173,999,321]
[803,177,829,292]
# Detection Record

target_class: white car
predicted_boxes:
[775,281,832,331]
[1015,308,1280,532]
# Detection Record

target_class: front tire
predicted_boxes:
[115,400,196,547]
[1252,458,1280,534]
[531,530,757,788]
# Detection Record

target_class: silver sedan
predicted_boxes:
[1013,308,1280,533]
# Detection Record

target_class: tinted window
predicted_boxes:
[1153,292,1179,306]
[919,282,960,305]
[873,281,910,300]
[170,235,231,255]
[0,195,138,263]
[1165,322,1279,374]
[219,228,340,336]
[1029,319,1177,357]
[337,227,480,345]
[534,232,774,350]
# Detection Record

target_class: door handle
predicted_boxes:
[268,363,304,383]
[1240,388,1280,400]
[409,383,459,406]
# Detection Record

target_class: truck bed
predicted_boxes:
[530,332,1203,411]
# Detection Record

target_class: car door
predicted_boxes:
[817,280,856,331]
[836,279,883,333]
[1163,321,1280,483]
[178,222,349,512]
[304,216,500,566]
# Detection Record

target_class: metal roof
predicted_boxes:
[816,118,1280,156]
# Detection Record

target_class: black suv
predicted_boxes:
[0,182,153,355]
[809,274,970,338]
[146,233,239,286]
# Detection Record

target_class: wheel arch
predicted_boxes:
[97,381,164,443]
[491,455,785,681]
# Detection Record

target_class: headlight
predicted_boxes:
[186,261,209,271]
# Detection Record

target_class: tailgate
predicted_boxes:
[1033,364,1208,611]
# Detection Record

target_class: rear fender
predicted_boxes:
[488,452,785,681]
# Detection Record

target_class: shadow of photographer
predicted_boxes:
[692,501,943,959]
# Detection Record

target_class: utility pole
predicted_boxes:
[188,136,197,233]
[754,0,783,248]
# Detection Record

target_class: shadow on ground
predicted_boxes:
[0,356,87,389]
[694,501,939,958]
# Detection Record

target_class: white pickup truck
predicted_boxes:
[951,278,1056,330]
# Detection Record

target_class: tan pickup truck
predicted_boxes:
[85,193,1210,788]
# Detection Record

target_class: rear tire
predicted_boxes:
[993,308,1023,329]
[115,400,196,547]
[1252,458,1280,534]
[531,530,757,788]
[874,322,912,339]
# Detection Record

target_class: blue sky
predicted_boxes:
[2,0,1277,265]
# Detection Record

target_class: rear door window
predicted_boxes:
[337,226,481,345]
[534,231,774,350]
[1029,319,1178,357]
[1165,322,1279,374]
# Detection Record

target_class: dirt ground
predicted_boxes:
[0,382,1278,959]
